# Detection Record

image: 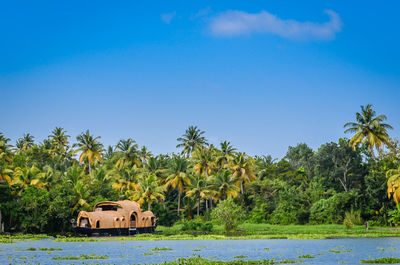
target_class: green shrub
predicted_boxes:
[181,220,213,233]
[310,192,356,224]
[211,198,242,234]
[343,209,363,229]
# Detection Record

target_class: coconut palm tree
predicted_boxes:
[387,166,400,203]
[138,146,152,165]
[49,127,70,157]
[230,152,256,194]
[191,146,215,178]
[165,155,191,214]
[0,133,13,164]
[110,165,141,194]
[209,170,240,201]
[115,138,140,169]
[11,166,44,191]
[16,133,34,151]
[72,180,90,214]
[63,165,84,186]
[176,126,208,157]
[186,175,208,216]
[74,130,104,175]
[344,104,393,156]
[216,141,237,168]
[127,173,165,211]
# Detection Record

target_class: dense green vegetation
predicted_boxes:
[360,257,400,264]
[0,104,399,234]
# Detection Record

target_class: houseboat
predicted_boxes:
[73,200,157,236]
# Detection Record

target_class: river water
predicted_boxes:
[1,238,400,264]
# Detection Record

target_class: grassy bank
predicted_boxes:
[3,224,400,242]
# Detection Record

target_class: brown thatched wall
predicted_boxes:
[77,200,156,229]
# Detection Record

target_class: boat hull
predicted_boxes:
[74,226,156,236]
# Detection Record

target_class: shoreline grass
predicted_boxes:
[3,224,400,242]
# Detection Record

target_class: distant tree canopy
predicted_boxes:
[0,104,399,233]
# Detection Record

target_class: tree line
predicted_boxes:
[0,104,400,233]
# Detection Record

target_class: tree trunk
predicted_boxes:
[205,199,208,212]
[148,200,151,211]
[177,192,181,215]
[210,199,213,210]
[0,209,2,233]
[240,181,244,194]
[88,161,92,176]
[197,197,200,216]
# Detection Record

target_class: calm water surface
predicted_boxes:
[1,238,400,264]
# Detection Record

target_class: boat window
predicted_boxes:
[95,205,121,211]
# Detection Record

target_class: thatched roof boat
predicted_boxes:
[74,200,157,236]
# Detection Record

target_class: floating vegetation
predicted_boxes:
[360,257,400,264]
[143,252,153,256]
[144,256,303,264]
[297,254,315,259]
[52,254,109,260]
[193,249,201,251]
[16,247,37,251]
[378,247,397,251]
[54,237,102,242]
[329,247,353,253]
[135,245,143,248]
[278,260,304,264]
[39,248,62,251]
[149,247,173,251]
[234,255,248,258]
[264,248,270,252]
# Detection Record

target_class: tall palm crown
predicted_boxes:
[209,170,240,200]
[344,104,393,154]
[216,141,237,168]
[16,133,35,151]
[115,138,139,169]
[165,155,191,214]
[128,173,165,211]
[176,126,208,157]
[0,133,13,163]
[230,152,257,194]
[191,146,215,177]
[138,146,152,164]
[74,130,104,175]
[49,127,70,156]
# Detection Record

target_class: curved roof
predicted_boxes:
[94,200,141,213]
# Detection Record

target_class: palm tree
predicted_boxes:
[49,127,70,157]
[74,130,104,175]
[16,133,34,151]
[191,146,215,178]
[387,166,400,203]
[110,165,141,194]
[63,165,84,186]
[11,166,44,191]
[115,138,140,169]
[209,170,240,201]
[165,155,191,215]
[72,180,90,214]
[177,126,208,157]
[230,152,256,194]
[0,133,13,164]
[186,175,208,216]
[127,173,165,211]
[138,146,152,165]
[344,104,393,156]
[216,141,237,168]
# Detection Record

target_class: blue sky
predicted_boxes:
[1,0,399,158]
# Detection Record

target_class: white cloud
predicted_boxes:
[161,11,176,24]
[209,9,342,41]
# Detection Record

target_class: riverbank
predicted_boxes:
[2,224,400,242]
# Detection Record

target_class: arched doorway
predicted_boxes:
[130,212,137,228]
[96,220,100,228]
